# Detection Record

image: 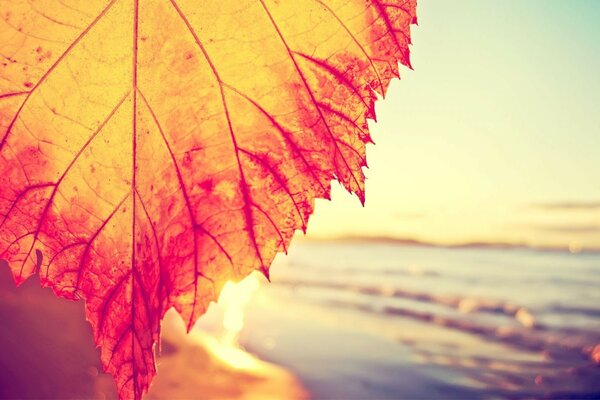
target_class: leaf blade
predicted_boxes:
[0,0,417,398]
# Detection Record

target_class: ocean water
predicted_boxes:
[232,241,600,399]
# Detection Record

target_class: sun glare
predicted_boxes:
[219,274,261,345]
[201,273,263,371]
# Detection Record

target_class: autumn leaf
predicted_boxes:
[0,0,416,398]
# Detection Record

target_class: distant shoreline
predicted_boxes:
[302,235,600,255]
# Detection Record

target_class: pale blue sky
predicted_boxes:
[309,0,600,250]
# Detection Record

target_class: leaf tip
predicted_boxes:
[260,265,271,282]
[358,191,366,207]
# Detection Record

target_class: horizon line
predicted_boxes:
[303,235,600,255]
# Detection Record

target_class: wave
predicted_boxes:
[274,278,600,364]
[275,278,538,327]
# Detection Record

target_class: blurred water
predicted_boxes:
[236,241,600,399]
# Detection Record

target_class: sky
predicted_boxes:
[307,0,600,251]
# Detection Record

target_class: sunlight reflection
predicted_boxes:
[202,274,262,370]
[220,275,261,345]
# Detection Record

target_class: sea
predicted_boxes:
[224,240,600,399]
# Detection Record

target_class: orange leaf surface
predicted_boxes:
[0,1,416,398]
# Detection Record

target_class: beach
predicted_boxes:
[2,240,600,399]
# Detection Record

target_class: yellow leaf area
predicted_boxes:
[0,1,416,398]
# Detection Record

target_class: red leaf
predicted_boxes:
[0,1,416,398]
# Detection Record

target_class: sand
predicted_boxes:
[0,263,307,400]
[149,312,307,400]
